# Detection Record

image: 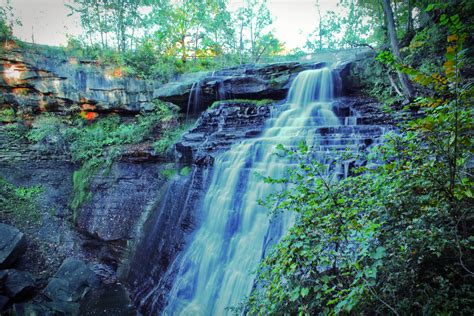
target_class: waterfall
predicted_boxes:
[186,81,202,122]
[163,68,340,315]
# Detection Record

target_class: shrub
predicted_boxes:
[244,15,473,315]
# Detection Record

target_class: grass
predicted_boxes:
[209,99,274,109]
[0,176,43,224]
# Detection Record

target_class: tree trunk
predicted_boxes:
[317,0,322,50]
[250,21,254,60]
[406,0,413,34]
[239,20,244,65]
[381,0,415,99]
[194,27,199,60]
[180,35,187,62]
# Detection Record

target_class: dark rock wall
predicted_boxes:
[123,166,213,314]
[155,62,328,111]
[76,162,166,242]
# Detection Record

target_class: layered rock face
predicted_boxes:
[155,62,328,112]
[0,45,156,115]
[1,44,335,117]
[176,100,275,165]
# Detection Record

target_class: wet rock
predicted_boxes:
[10,302,51,316]
[2,270,36,300]
[155,62,326,112]
[76,162,165,241]
[79,283,136,316]
[90,263,118,285]
[10,301,77,316]
[43,258,99,303]
[175,100,275,164]
[0,224,27,269]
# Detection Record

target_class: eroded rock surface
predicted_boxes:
[176,100,275,164]
[0,224,27,269]
[0,45,156,115]
[155,62,327,112]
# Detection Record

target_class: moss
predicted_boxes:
[4,123,28,139]
[0,107,15,123]
[179,166,192,176]
[0,176,43,224]
[152,120,196,155]
[160,168,177,180]
[210,99,274,109]
[70,159,101,221]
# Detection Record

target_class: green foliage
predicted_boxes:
[0,176,42,223]
[160,166,177,180]
[70,159,101,221]
[0,107,14,122]
[244,17,473,315]
[210,99,274,109]
[179,166,192,176]
[27,101,184,219]
[153,120,194,156]
[60,0,284,79]
[0,0,20,42]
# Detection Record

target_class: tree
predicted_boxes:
[235,0,274,63]
[381,0,415,99]
[0,0,21,42]
[66,0,141,51]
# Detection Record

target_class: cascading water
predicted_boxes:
[162,68,341,315]
[186,81,203,122]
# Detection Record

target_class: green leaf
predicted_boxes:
[290,288,300,302]
[301,287,309,297]
[372,246,386,260]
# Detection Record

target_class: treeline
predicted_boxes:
[63,0,282,77]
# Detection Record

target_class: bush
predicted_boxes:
[244,16,473,315]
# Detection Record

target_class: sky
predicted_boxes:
[6,0,341,50]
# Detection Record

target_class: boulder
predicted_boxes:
[10,302,58,316]
[2,270,36,300]
[79,283,136,315]
[0,223,27,269]
[43,258,99,303]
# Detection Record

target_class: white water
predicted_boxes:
[163,68,340,315]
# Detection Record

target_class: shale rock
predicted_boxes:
[75,162,165,241]
[0,223,27,269]
[0,295,8,310]
[2,269,36,300]
[175,100,275,164]
[0,45,156,115]
[43,258,99,303]
[155,62,327,111]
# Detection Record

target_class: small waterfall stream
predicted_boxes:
[186,81,203,122]
[163,68,342,315]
